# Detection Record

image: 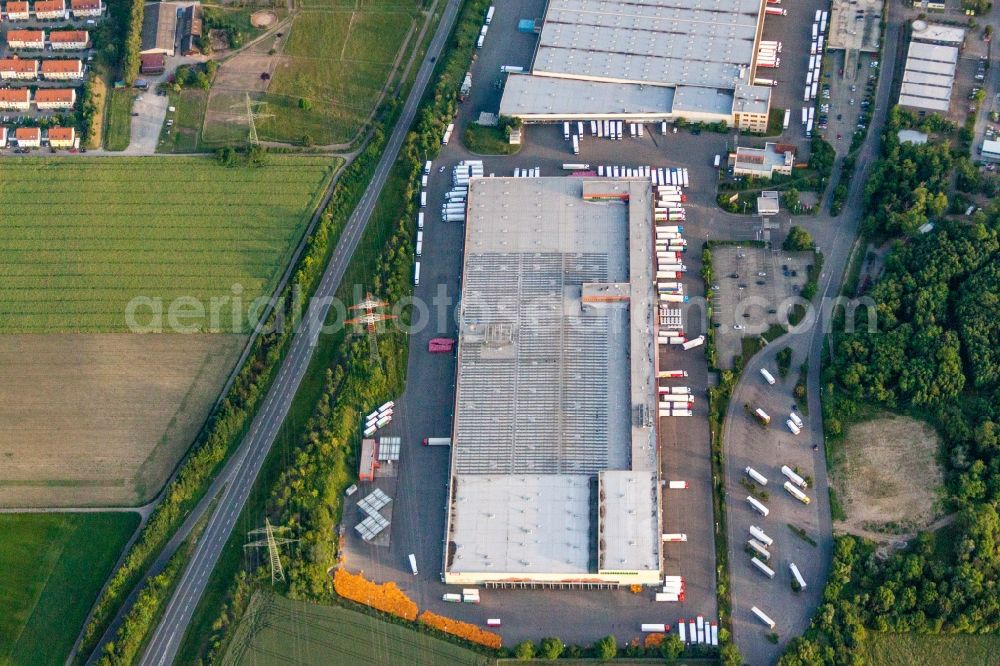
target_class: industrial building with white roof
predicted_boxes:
[499,0,772,132]
[898,22,964,114]
[444,177,662,587]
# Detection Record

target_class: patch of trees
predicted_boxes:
[783,226,815,252]
[784,119,1000,664]
[862,108,953,238]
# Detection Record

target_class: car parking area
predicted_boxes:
[819,49,879,152]
[710,246,811,370]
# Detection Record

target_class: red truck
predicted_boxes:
[428,337,455,353]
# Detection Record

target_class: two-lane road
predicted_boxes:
[138,1,463,663]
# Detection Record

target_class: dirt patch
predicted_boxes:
[833,414,943,534]
[209,28,230,52]
[251,10,277,28]
[0,333,244,507]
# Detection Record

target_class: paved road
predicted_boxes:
[136,2,464,663]
[723,14,903,665]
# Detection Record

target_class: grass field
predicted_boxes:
[0,512,139,666]
[204,3,421,146]
[104,88,136,151]
[0,156,335,332]
[463,124,519,155]
[158,88,209,153]
[860,633,1000,665]
[0,333,245,506]
[223,592,492,666]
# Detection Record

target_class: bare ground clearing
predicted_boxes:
[833,413,943,535]
[0,334,244,507]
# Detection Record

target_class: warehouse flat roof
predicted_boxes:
[449,475,591,574]
[501,0,767,120]
[912,22,965,46]
[499,75,675,117]
[447,177,660,583]
[899,40,957,112]
[533,0,761,89]
[827,0,882,53]
[598,471,660,574]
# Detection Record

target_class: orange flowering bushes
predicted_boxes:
[333,569,418,621]
[418,610,502,649]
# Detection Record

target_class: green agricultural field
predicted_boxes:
[0,156,336,332]
[0,512,139,666]
[860,633,1000,665]
[224,592,492,666]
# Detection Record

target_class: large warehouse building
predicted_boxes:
[499,0,772,132]
[443,177,662,587]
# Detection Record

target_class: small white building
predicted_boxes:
[49,30,89,50]
[70,0,102,17]
[47,126,76,148]
[33,0,66,20]
[7,30,46,50]
[41,59,84,80]
[982,139,1000,163]
[15,126,41,147]
[0,88,32,111]
[5,1,31,20]
[0,58,39,80]
[35,87,76,110]
[0,126,8,148]
[729,142,796,178]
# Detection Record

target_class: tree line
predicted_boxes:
[781,109,1000,663]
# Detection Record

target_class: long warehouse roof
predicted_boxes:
[446,177,660,582]
[532,0,762,89]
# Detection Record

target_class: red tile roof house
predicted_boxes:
[0,88,31,111]
[70,0,101,17]
[34,87,76,110]
[15,126,41,147]
[40,58,83,80]
[33,0,66,20]
[48,30,88,49]
[6,29,46,50]
[0,57,39,80]
[46,125,75,148]
[5,1,31,20]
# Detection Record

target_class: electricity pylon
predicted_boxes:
[245,519,297,585]
[346,294,397,367]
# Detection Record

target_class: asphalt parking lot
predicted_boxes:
[723,350,826,655]
[338,0,843,650]
[710,247,812,369]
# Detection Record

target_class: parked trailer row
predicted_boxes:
[752,557,776,579]
[748,538,771,560]
[745,466,768,485]
[747,495,769,516]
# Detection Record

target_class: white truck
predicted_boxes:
[790,562,807,589]
[781,465,807,488]
[408,553,418,575]
[499,65,523,73]
[784,481,811,504]
[751,557,775,579]
[423,437,451,446]
[745,466,768,485]
[747,496,769,516]
[789,412,803,428]
[760,368,776,385]
[750,525,773,546]
[413,262,420,286]
[641,623,667,633]
[752,606,776,629]
[485,5,494,24]
[786,419,801,435]
[682,336,704,350]
[748,538,771,560]
[782,109,790,129]
[755,408,771,426]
